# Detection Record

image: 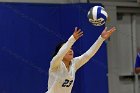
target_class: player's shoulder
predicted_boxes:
[72,57,81,61]
[71,57,80,66]
[71,58,78,64]
[49,62,63,72]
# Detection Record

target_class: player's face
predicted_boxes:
[63,48,74,62]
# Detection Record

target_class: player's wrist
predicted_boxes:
[99,35,105,41]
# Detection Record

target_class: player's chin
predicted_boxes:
[69,55,73,60]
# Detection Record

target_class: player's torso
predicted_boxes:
[48,61,76,93]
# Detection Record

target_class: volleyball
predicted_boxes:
[87,6,108,26]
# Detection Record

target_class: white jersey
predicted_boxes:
[46,35,104,93]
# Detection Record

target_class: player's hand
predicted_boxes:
[73,27,83,40]
[101,27,116,40]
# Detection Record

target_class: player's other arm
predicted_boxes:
[50,27,83,71]
[74,27,116,70]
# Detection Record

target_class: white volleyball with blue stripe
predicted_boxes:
[87,6,108,26]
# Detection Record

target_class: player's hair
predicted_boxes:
[52,41,66,57]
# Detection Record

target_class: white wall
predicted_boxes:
[136,14,140,49]
[105,2,140,93]
[105,6,121,93]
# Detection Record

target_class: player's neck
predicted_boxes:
[63,60,71,66]
[63,60,71,70]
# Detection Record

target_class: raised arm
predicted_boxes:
[74,27,116,70]
[50,27,83,71]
